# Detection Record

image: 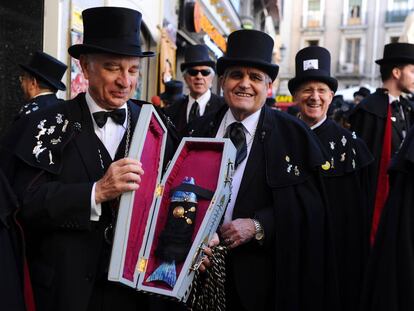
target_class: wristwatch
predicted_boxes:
[252,219,265,241]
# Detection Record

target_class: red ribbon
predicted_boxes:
[370,104,392,245]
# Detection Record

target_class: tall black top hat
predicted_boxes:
[375,42,414,65]
[19,51,67,91]
[68,7,155,59]
[217,29,279,81]
[180,45,215,72]
[353,86,371,98]
[160,80,185,102]
[288,46,338,94]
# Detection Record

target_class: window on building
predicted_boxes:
[344,38,360,73]
[349,0,361,18]
[390,36,400,43]
[307,40,319,46]
[308,0,321,11]
[307,0,322,27]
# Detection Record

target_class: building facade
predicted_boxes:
[278,0,414,101]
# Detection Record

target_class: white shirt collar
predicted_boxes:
[388,94,400,104]
[310,116,327,130]
[33,91,54,98]
[222,108,261,137]
[187,89,211,117]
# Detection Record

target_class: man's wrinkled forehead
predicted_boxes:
[225,66,267,77]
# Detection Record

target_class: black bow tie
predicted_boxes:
[92,109,126,128]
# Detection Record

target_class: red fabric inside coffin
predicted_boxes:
[123,115,165,281]
[142,141,224,290]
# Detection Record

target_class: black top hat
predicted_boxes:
[19,51,67,91]
[68,7,155,59]
[375,42,414,65]
[160,80,185,102]
[180,45,215,72]
[288,46,338,94]
[217,29,279,81]
[353,86,371,98]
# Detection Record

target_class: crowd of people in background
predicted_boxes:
[3,5,414,311]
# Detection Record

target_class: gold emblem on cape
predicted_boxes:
[321,161,331,170]
[173,206,185,218]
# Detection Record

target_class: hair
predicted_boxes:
[380,63,406,82]
[25,72,58,93]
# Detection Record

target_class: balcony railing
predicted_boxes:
[385,9,411,23]
[302,11,324,28]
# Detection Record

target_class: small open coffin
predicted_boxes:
[109,105,236,302]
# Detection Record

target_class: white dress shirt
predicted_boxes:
[85,92,128,221]
[186,89,211,122]
[310,116,327,130]
[215,109,261,224]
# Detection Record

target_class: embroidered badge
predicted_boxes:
[352,131,357,139]
[56,114,63,124]
[352,159,356,169]
[340,153,346,162]
[287,164,292,173]
[303,59,319,71]
[329,141,335,150]
[352,148,356,155]
[391,116,396,122]
[32,113,70,166]
[330,157,335,169]
[321,161,331,170]
[341,136,347,147]
[294,166,300,176]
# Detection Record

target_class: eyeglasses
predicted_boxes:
[187,69,212,77]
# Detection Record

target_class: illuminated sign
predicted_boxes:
[193,2,227,52]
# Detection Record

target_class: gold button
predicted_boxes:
[173,206,185,218]
[321,161,331,170]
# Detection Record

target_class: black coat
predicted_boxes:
[361,126,414,311]
[313,119,373,310]
[188,105,341,311]
[17,93,64,120]
[349,88,414,212]
[0,169,26,311]
[163,93,224,135]
[1,93,161,311]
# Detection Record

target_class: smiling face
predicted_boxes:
[184,65,214,99]
[80,53,140,110]
[221,66,272,121]
[293,81,334,127]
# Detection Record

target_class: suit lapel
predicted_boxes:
[69,94,106,180]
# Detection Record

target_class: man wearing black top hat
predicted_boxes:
[349,42,414,244]
[289,45,373,311]
[17,51,67,119]
[0,7,158,311]
[188,30,340,311]
[361,126,414,311]
[353,86,371,105]
[164,44,223,134]
[160,80,185,107]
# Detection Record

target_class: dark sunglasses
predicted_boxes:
[187,69,211,76]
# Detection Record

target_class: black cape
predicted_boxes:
[0,169,26,311]
[313,118,374,310]
[361,126,414,311]
[17,93,64,120]
[349,88,414,213]
[187,105,341,310]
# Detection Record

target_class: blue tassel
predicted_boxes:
[146,261,177,288]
